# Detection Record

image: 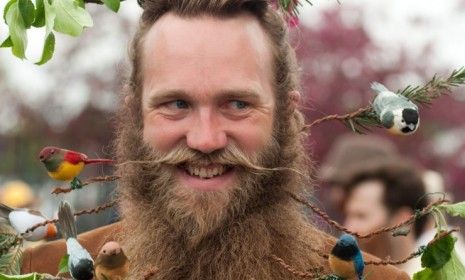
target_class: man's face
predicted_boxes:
[344,180,389,235]
[141,13,275,194]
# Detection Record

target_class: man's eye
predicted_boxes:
[230,100,249,110]
[167,100,189,109]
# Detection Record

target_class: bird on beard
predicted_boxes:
[58,201,94,280]
[328,234,365,280]
[371,82,420,136]
[94,241,129,280]
[0,203,57,241]
[39,146,113,189]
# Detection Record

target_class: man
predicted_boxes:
[318,134,398,222]
[21,1,409,279]
[343,159,428,277]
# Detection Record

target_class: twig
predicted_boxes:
[304,106,371,131]
[22,201,116,235]
[52,175,121,194]
[288,192,448,238]
[270,254,322,278]
[366,229,459,266]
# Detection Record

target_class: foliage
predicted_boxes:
[0,0,115,64]
[420,233,455,270]
[0,246,23,275]
[57,254,69,274]
[0,0,316,64]
[438,202,465,218]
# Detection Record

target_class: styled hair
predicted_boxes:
[343,159,428,237]
[124,0,302,138]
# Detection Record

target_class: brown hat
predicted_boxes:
[319,134,397,184]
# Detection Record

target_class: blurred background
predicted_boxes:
[0,0,464,238]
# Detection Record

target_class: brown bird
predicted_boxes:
[94,241,129,280]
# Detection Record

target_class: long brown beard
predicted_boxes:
[114,104,329,279]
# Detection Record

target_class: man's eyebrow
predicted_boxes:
[147,89,189,106]
[218,89,262,101]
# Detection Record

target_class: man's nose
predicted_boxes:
[186,109,227,154]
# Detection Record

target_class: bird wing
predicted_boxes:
[0,203,14,219]
[64,150,88,165]
[353,252,365,280]
[371,82,390,94]
[58,201,77,238]
[67,238,93,261]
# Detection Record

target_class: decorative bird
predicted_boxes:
[0,203,57,241]
[371,82,420,135]
[328,234,364,280]
[58,201,94,280]
[39,146,113,189]
[94,241,129,280]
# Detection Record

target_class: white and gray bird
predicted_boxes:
[58,201,94,280]
[371,82,420,135]
[0,203,57,241]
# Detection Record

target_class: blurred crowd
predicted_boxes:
[317,133,465,277]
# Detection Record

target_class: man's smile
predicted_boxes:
[177,163,236,191]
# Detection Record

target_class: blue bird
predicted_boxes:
[328,234,364,280]
[58,201,94,280]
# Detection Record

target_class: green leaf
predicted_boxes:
[43,0,56,34]
[74,0,85,8]
[421,233,455,270]
[0,246,23,275]
[0,37,13,48]
[414,250,465,280]
[52,0,93,37]
[32,0,45,27]
[58,254,69,274]
[438,202,465,218]
[3,0,18,24]
[0,272,46,280]
[102,0,120,12]
[413,268,434,280]
[18,0,35,28]
[4,1,28,59]
[35,32,55,65]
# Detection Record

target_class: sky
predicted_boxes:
[0,0,464,131]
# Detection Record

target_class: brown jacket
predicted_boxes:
[21,222,410,280]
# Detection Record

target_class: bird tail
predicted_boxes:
[0,203,14,219]
[58,201,77,239]
[371,81,389,94]
[83,158,114,165]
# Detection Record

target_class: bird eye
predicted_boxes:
[103,250,106,253]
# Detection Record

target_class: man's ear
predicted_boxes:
[288,90,301,111]
[124,95,133,107]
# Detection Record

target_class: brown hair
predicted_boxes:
[343,159,428,237]
[124,0,302,139]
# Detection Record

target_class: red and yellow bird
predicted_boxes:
[39,146,113,189]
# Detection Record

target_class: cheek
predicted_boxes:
[143,113,185,152]
[228,115,274,153]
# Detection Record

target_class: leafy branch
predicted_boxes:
[305,67,465,133]
[1,0,320,64]
[1,0,121,64]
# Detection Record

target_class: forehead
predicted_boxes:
[140,13,274,94]
[348,180,385,208]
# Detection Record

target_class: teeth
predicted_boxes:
[186,165,226,179]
